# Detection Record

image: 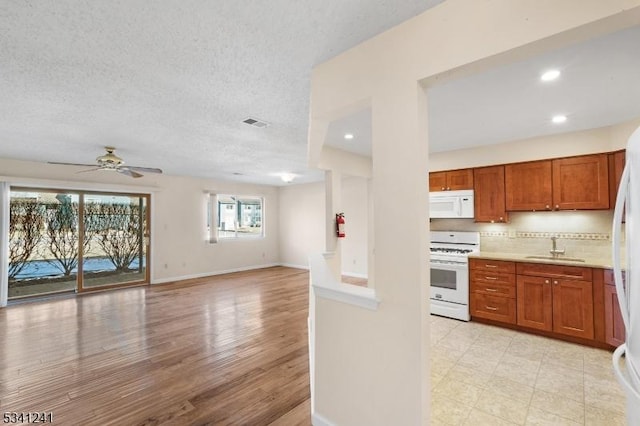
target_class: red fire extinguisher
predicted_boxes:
[336,213,345,238]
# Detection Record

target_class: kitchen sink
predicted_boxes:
[525,255,585,262]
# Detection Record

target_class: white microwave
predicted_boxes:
[429,190,474,219]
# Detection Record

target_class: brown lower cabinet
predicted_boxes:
[516,275,553,331]
[469,259,516,324]
[551,277,594,339]
[516,263,594,340]
[604,269,626,347]
[470,259,601,344]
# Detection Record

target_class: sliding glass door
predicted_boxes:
[8,188,150,299]
[81,193,148,290]
[9,190,81,298]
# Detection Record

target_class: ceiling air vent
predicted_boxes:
[242,117,270,128]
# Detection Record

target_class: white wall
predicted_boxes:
[278,176,369,277]
[278,181,325,269]
[340,176,369,277]
[151,174,280,282]
[429,117,640,172]
[0,157,280,284]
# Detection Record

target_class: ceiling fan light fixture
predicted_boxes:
[48,146,162,178]
[96,146,124,167]
[279,173,296,183]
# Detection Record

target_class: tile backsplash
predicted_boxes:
[430,210,620,260]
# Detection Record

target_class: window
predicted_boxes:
[209,194,263,241]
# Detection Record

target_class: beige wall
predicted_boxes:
[429,118,640,172]
[278,176,369,277]
[307,1,640,425]
[1,157,280,283]
[278,181,325,269]
[340,176,369,277]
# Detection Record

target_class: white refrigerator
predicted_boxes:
[612,125,640,424]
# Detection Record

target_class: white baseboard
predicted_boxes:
[152,262,365,285]
[341,271,368,279]
[151,263,280,284]
[279,263,368,280]
[311,412,336,426]
[279,262,309,270]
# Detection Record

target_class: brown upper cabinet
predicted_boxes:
[505,160,553,211]
[505,153,610,211]
[553,154,609,210]
[473,165,508,223]
[429,169,473,192]
[609,150,626,210]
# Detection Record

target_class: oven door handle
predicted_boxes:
[429,262,468,271]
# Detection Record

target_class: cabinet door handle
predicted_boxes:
[485,264,498,268]
[555,205,560,210]
[446,187,451,190]
[485,288,498,292]
[485,306,498,311]
[485,276,498,280]
[545,279,550,284]
[545,204,550,209]
[441,186,445,190]
[553,280,559,285]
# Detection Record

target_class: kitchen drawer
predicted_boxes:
[471,270,515,286]
[470,292,516,324]
[469,258,516,274]
[516,262,592,281]
[471,280,516,298]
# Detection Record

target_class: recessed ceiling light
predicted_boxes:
[541,69,561,82]
[552,115,567,124]
[344,133,354,140]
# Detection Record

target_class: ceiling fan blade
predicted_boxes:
[117,168,143,178]
[125,165,163,174]
[48,161,100,167]
[76,168,102,174]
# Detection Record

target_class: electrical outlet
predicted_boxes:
[508,229,516,239]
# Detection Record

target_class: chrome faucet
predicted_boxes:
[549,236,565,258]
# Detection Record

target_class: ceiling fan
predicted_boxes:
[48,146,163,178]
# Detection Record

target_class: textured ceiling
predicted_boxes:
[0,0,444,186]
[327,25,640,157]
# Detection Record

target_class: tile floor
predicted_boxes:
[430,315,628,425]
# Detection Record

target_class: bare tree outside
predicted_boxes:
[44,196,92,276]
[84,202,144,272]
[8,199,45,279]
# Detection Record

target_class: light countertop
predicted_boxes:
[468,251,615,269]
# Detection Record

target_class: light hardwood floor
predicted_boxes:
[0,266,312,425]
